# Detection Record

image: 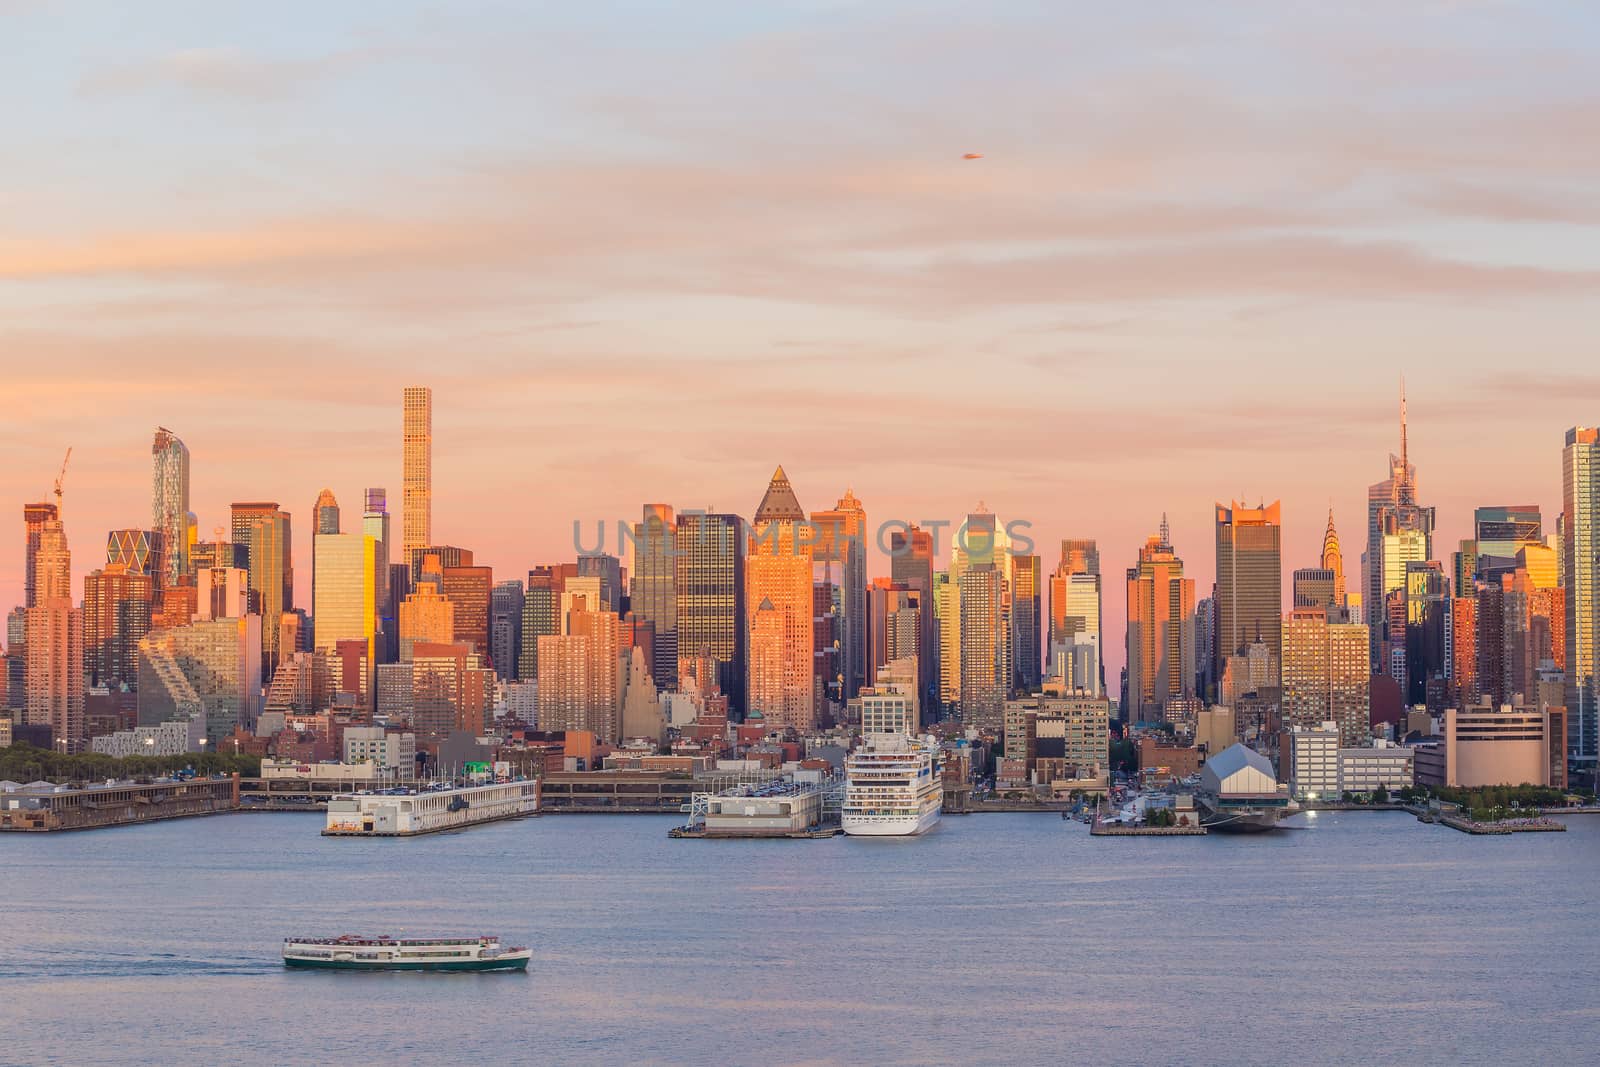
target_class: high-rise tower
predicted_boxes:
[632,504,678,688]
[1124,519,1196,724]
[402,387,432,558]
[1214,500,1283,689]
[1321,508,1345,606]
[1364,384,1436,669]
[24,483,83,752]
[1564,427,1599,770]
[810,489,867,700]
[22,502,58,609]
[746,466,814,732]
[151,428,190,589]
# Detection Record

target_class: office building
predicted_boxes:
[410,641,492,740]
[231,502,293,675]
[1364,387,1436,668]
[442,563,493,657]
[1049,539,1103,697]
[810,489,868,700]
[890,524,937,710]
[1214,500,1283,688]
[1445,703,1565,788]
[311,531,380,656]
[490,579,524,681]
[82,564,154,689]
[398,572,454,661]
[1010,553,1041,695]
[631,504,678,688]
[1281,607,1371,746]
[1563,426,1599,769]
[1124,519,1196,724]
[746,467,814,732]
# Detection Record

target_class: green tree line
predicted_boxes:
[0,742,261,785]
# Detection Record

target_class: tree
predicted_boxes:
[1372,784,1389,804]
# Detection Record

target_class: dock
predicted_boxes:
[1090,820,1207,836]
[668,824,842,840]
[0,775,240,832]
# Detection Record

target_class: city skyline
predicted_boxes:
[0,391,1574,684]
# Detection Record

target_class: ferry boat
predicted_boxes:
[842,733,943,837]
[323,780,539,837]
[282,935,531,972]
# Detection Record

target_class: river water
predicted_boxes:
[1,810,1596,1065]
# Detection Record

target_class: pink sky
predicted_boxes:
[3,2,1597,681]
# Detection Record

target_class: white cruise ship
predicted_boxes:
[842,734,943,837]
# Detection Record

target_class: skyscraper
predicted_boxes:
[83,564,153,689]
[518,565,570,680]
[314,489,341,536]
[399,571,455,661]
[1322,509,1346,607]
[151,428,190,589]
[363,489,394,662]
[231,502,292,676]
[1364,386,1436,668]
[1214,500,1283,691]
[676,512,746,713]
[1281,607,1370,746]
[890,525,937,710]
[490,579,524,682]
[631,504,678,689]
[311,530,380,657]
[24,504,84,751]
[1124,518,1196,724]
[23,502,58,609]
[954,508,1010,726]
[402,386,432,558]
[1563,427,1599,769]
[1010,553,1041,695]
[746,467,814,732]
[442,563,493,658]
[810,489,867,700]
[1048,539,1103,695]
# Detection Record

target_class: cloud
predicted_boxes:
[78,46,373,100]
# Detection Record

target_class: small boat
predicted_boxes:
[282,934,531,972]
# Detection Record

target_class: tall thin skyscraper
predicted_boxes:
[151,427,190,589]
[1214,500,1283,690]
[315,488,341,535]
[1563,427,1599,770]
[402,387,432,558]
[363,488,393,662]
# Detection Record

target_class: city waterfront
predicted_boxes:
[2,811,1597,1066]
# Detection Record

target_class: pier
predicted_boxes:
[0,775,240,832]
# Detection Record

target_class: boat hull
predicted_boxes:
[842,807,941,837]
[284,953,529,972]
[1195,796,1297,833]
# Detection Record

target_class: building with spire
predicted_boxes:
[1322,509,1346,606]
[1124,517,1195,724]
[746,466,814,732]
[1364,383,1436,670]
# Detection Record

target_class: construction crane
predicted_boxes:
[53,447,72,514]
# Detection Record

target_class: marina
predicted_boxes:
[322,780,540,837]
